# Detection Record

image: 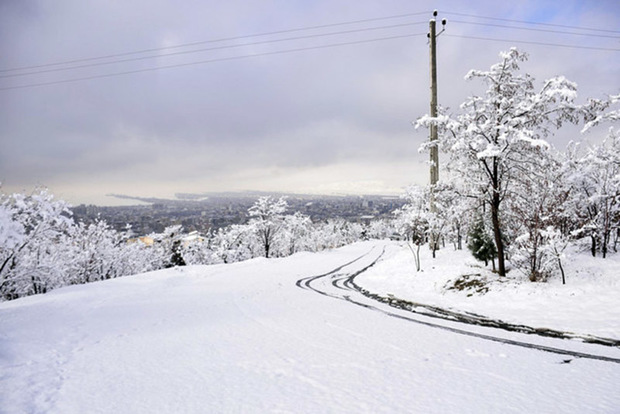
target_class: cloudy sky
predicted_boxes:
[1,0,619,205]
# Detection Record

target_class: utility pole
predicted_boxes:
[427,10,446,256]
[428,10,446,187]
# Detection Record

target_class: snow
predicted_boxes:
[357,243,620,340]
[2,240,620,413]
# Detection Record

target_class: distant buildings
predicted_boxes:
[72,194,404,236]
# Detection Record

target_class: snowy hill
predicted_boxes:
[1,241,619,413]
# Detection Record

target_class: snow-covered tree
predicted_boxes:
[0,188,74,299]
[310,218,364,251]
[418,48,582,276]
[70,219,122,284]
[149,225,186,269]
[212,224,253,264]
[395,186,431,271]
[247,196,288,258]
[366,218,396,241]
[115,236,156,276]
[181,232,217,266]
[567,128,620,257]
[429,182,474,251]
[280,212,313,256]
[507,146,574,281]
[540,226,570,284]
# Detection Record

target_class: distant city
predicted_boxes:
[71,192,405,236]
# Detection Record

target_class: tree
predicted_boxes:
[540,226,570,285]
[212,224,253,264]
[366,218,396,241]
[70,219,122,284]
[149,225,186,268]
[418,48,581,276]
[248,196,288,258]
[280,212,313,256]
[0,188,73,299]
[395,186,431,272]
[507,146,574,281]
[180,232,217,265]
[430,182,473,251]
[567,128,620,258]
[467,215,497,269]
[116,233,157,276]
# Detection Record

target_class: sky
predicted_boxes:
[1,0,619,206]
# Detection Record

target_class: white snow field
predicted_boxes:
[1,240,619,413]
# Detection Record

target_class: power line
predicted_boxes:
[444,11,620,34]
[0,11,431,74]
[3,9,618,91]
[0,32,427,91]
[445,33,620,52]
[449,19,620,39]
[0,21,428,79]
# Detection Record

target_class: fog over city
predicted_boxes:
[1,0,618,205]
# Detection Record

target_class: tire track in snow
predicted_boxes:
[296,244,620,364]
[295,246,377,296]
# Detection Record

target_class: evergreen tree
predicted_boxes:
[467,215,497,269]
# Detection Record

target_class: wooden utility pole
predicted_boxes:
[428,11,445,256]
[428,10,445,187]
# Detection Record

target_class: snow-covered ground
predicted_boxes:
[357,242,620,341]
[1,240,619,413]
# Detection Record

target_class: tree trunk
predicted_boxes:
[263,228,271,258]
[602,224,609,259]
[416,244,421,271]
[558,257,566,285]
[490,192,506,276]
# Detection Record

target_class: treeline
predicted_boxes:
[0,191,394,301]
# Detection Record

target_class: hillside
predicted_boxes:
[1,241,619,413]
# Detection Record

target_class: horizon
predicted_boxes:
[73,189,405,208]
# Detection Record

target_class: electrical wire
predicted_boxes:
[449,19,620,39]
[0,32,427,91]
[444,33,620,52]
[2,9,618,91]
[443,11,620,34]
[0,21,428,79]
[0,11,431,73]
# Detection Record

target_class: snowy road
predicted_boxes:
[1,240,619,413]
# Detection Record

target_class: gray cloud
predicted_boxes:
[1,0,618,205]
